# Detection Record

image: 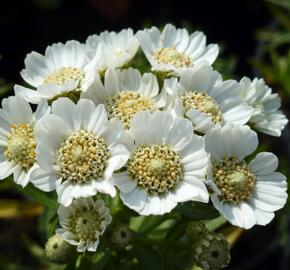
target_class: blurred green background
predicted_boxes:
[0,0,290,269]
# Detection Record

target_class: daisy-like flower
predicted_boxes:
[135,24,219,74]
[30,98,129,206]
[15,40,100,104]
[0,95,49,187]
[86,28,139,71]
[164,65,253,133]
[112,111,209,215]
[240,77,288,137]
[56,197,112,252]
[205,124,288,229]
[81,68,164,129]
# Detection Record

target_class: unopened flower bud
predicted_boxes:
[193,233,230,270]
[185,222,208,242]
[45,234,75,264]
[110,223,132,248]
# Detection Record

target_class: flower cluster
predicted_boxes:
[2,24,288,257]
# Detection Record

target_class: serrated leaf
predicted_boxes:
[174,202,219,220]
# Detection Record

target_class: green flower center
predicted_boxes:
[70,210,101,242]
[56,130,109,184]
[154,47,192,68]
[213,157,255,203]
[105,91,158,129]
[5,124,36,170]
[127,144,183,195]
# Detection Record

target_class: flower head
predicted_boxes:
[56,197,112,252]
[240,77,288,136]
[205,124,288,229]
[164,65,253,133]
[15,40,99,104]
[82,68,165,129]
[136,24,219,74]
[112,111,209,215]
[30,98,129,206]
[86,28,139,71]
[0,95,49,187]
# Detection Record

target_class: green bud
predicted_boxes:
[45,234,75,264]
[110,223,132,248]
[193,233,231,270]
[185,222,208,242]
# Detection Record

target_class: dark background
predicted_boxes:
[0,1,287,269]
[0,0,270,83]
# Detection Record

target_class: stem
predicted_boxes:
[205,216,227,232]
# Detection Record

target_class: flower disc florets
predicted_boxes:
[182,91,223,123]
[127,144,183,194]
[5,124,36,170]
[70,210,101,242]
[105,91,158,129]
[56,130,109,183]
[154,47,192,68]
[44,67,84,86]
[213,157,255,203]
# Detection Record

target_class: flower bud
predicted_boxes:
[45,234,75,264]
[193,233,230,270]
[109,223,132,248]
[185,222,208,242]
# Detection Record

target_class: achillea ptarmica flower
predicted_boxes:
[0,95,49,187]
[193,232,230,270]
[109,222,132,248]
[205,124,288,229]
[45,234,75,264]
[240,77,288,137]
[112,111,209,215]
[136,24,219,74]
[164,65,253,133]
[56,197,112,252]
[30,97,129,206]
[82,68,165,129]
[15,40,99,104]
[86,28,139,71]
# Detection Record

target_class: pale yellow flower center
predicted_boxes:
[56,130,109,184]
[105,91,158,129]
[44,67,84,86]
[181,91,223,124]
[127,144,183,195]
[213,157,255,203]
[154,47,192,68]
[5,124,36,170]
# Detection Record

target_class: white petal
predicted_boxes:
[249,152,278,175]
[120,187,147,213]
[30,166,59,192]
[111,172,137,193]
[0,160,19,179]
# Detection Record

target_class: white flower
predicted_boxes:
[164,65,253,133]
[112,111,209,215]
[136,24,219,74]
[15,40,99,104]
[0,95,49,187]
[86,28,139,71]
[30,97,130,206]
[81,68,165,129]
[56,197,112,252]
[205,124,288,229]
[240,77,288,136]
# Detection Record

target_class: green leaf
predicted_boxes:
[15,183,58,208]
[174,202,219,220]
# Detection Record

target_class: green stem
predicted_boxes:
[205,216,227,232]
